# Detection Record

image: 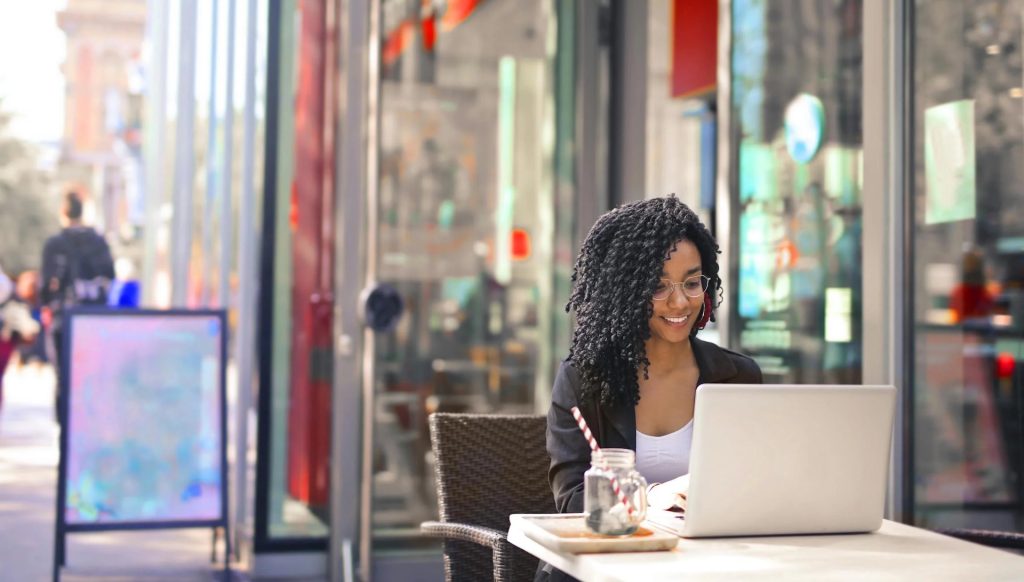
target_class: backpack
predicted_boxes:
[53,229,115,310]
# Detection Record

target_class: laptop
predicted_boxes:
[646,383,896,538]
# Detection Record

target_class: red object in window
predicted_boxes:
[949,284,993,323]
[511,228,531,261]
[383,20,414,67]
[996,352,1016,379]
[289,181,299,231]
[421,12,437,51]
[441,0,481,31]
[671,0,717,98]
[775,239,798,269]
[287,0,337,510]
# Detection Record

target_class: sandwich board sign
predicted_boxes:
[53,309,229,579]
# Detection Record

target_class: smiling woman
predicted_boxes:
[538,196,763,582]
[649,242,709,347]
[563,196,733,408]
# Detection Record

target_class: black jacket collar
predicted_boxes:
[603,338,738,450]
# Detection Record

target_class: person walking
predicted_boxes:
[13,270,47,366]
[0,264,40,413]
[0,265,13,413]
[40,191,115,423]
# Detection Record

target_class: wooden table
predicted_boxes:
[508,518,1024,581]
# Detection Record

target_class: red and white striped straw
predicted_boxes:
[570,406,636,517]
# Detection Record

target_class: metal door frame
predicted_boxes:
[330,0,372,579]
[862,0,908,522]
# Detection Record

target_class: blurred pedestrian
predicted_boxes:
[0,265,11,410]
[13,270,47,367]
[0,264,40,412]
[40,191,115,422]
[0,266,10,311]
[950,248,993,324]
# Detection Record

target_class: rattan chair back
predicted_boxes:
[429,413,555,581]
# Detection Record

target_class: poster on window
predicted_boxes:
[925,99,977,225]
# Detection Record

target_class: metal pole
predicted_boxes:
[172,0,199,307]
[330,2,364,580]
[863,0,906,522]
[327,0,377,577]
[233,0,258,559]
[715,0,734,346]
[575,0,604,246]
[608,0,648,205]
[359,0,382,578]
[221,0,237,308]
[142,0,169,306]
[202,0,220,307]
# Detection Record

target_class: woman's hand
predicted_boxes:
[648,473,690,512]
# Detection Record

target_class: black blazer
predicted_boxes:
[535,339,762,582]
[546,338,763,514]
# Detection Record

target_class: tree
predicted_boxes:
[0,101,58,276]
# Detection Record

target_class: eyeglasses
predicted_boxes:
[652,275,709,300]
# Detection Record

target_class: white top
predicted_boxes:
[635,419,693,484]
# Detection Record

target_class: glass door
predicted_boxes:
[367,0,560,566]
[255,0,336,551]
[729,0,865,383]
[908,0,1024,533]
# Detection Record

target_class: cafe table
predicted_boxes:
[508,515,1024,581]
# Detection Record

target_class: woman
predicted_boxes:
[0,266,39,411]
[539,197,762,580]
[14,270,48,367]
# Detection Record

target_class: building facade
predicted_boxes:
[57,0,147,272]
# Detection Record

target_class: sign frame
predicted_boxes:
[52,308,230,579]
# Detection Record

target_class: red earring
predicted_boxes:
[697,293,713,329]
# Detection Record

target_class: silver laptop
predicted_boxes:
[648,383,896,538]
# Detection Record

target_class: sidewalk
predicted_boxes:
[0,363,237,581]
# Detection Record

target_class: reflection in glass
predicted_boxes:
[911,0,1024,534]
[263,0,330,540]
[373,0,559,549]
[730,0,864,383]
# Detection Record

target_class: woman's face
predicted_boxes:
[648,240,704,345]
[16,272,38,300]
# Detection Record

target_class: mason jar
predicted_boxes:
[583,448,648,535]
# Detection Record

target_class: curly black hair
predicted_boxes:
[566,196,722,408]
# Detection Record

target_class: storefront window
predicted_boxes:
[730,0,863,383]
[259,0,331,542]
[372,0,562,550]
[910,0,1024,533]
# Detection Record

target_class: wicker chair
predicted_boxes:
[421,413,555,582]
[936,527,1024,552]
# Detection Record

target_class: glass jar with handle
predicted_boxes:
[584,448,648,535]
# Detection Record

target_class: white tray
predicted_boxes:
[510,513,679,554]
